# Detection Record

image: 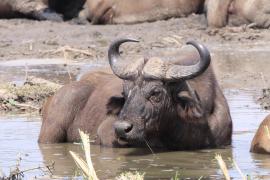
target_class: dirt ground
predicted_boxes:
[0,14,270,112]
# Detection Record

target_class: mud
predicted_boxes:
[0,15,269,68]
[0,76,61,112]
[0,15,270,87]
[0,15,268,62]
[258,88,270,110]
[0,14,270,112]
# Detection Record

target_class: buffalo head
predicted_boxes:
[107,38,211,147]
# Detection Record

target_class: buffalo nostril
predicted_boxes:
[114,121,133,137]
[124,123,133,133]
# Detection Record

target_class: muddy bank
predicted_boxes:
[0,77,61,112]
[0,14,269,62]
[258,88,270,110]
[1,14,270,112]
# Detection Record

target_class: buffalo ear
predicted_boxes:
[106,96,125,115]
[174,82,203,120]
[177,91,194,102]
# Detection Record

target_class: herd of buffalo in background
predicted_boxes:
[0,0,269,28]
[0,0,270,155]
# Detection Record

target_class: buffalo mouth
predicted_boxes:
[117,137,129,146]
[116,133,147,147]
[114,121,146,146]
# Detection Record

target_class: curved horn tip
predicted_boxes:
[126,38,140,43]
[108,38,140,80]
[113,38,140,44]
[186,40,196,45]
[186,40,210,51]
[186,40,210,56]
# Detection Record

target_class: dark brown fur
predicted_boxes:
[39,70,122,145]
[48,0,86,20]
[112,55,232,149]
[39,53,232,150]
[0,0,85,21]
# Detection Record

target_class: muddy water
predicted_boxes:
[0,90,269,179]
[0,58,106,85]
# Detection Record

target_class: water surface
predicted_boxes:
[0,90,270,179]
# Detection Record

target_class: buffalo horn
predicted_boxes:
[108,38,140,80]
[142,41,211,81]
[165,41,211,81]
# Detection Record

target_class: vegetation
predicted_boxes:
[0,154,54,180]
[215,154,250,180]
[116,172,145,180]
[69,130,99,180]
[69,130,144,180]
[0,76,61,112]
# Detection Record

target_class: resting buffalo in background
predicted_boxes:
[39,39,232,150]
[0,0,85,21]
[206,0,270,28]
[84,0,205,24]
[85,0,270,28]
[250,114,270,154]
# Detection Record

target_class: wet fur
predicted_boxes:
[250,114,270,154]
[39,70,122,144]
[114,56,232,149]
[39,55,232,150]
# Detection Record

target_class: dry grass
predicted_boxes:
[0,76,61,112]
[0,153,54,180]
[69,130,98,180]
[232,159,246,180]
[215,154,250,180]
[116,172,144,180]
[215,154,231,180]
[69,130,145,180]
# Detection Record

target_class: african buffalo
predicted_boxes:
[250,114,270,154]
[0,0,85,21]
[39,39,232,150]
[206,0,270,28]
[84,0,205,24]
[85,0,270,28]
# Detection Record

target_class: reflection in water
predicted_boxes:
[0,115,44,179]
[228,89,270,179]
[0,90,270,179]
[39,143,231,179]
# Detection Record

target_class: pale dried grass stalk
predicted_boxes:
[50,45,94,56]
[215,154,230,180]
[69,130,98,180]
[232,159,246,180]
[69,151,90,177]
[78,130,98,180]
[116,171,144,180]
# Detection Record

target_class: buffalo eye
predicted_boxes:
[149,89,162,103]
